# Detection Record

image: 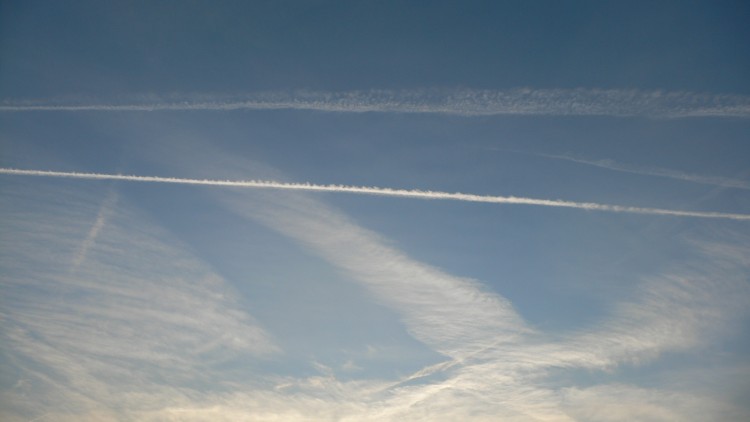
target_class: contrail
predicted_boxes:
[536,153,750,190]
[1,88,749,118]
[2,168,749,221]
[71,190,118,270]
[497,149,750,190]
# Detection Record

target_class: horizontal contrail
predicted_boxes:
[2,168,749,221]
[1,89,749,118]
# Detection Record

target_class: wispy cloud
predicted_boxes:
[2,167,749,221]
[182,140,749,418]
[208,168,750,421]
[0,181,279,421]
[561,384,748,422]
[3,148,749,420]
[1,88,749,118]
[223,191,533,359]
[525,151,750,190]
[71,190,118,270]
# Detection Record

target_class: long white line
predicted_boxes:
[2,89,749,118]
[2,167,749,220]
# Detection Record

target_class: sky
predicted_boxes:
[1,1,750,421]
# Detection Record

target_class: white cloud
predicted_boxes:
[561,384,748,422]
[214,188,532,360]
[201,157,749,419]
[3,147,749,420]
[0,181,279,421]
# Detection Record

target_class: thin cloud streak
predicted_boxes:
[71,190,118,270]
[533,152,750,190]
[1,89,749,118]
[2,167,749,221]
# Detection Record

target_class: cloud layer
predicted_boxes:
[0,182,278,421]
[2,147,749,421]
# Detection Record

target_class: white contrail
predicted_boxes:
[2,167,749,221]
[532,153,750,190]
[1,89,749,118]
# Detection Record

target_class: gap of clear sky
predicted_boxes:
[1,1,750,421]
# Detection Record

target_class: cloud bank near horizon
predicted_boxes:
[2,88,749,118]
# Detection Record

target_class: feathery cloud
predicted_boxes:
[206,170,750,421]
[0,182,279,421]
[3,149,749,420]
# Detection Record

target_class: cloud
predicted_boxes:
[2,167,749,221]
[0,181,279,421]
[220,190,532,359]
[194,149,750,419]
[1,88,749,118]
[561,384,748,422]
[3,146,749,420]
[71,189,118,270]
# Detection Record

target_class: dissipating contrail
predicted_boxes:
[2,168,749,221]
[2,88,750,118]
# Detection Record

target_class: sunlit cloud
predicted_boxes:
[2,149,748,421]
[0,182,279,421]
[191,149,750,420]
[561,384,747,422]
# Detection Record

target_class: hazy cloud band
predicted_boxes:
[2,167,749,221]
[2,89,749,118]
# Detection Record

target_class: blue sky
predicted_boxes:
[1,1,750,421]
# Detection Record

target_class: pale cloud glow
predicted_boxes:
[2,157,749,420]
[0,182,279,421]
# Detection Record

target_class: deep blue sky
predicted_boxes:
[2,0,750,96]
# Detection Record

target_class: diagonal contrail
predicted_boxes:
[1,167,749,221]
[71,190,118,271]
[1,89,749,118]
[534,152,750,190]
